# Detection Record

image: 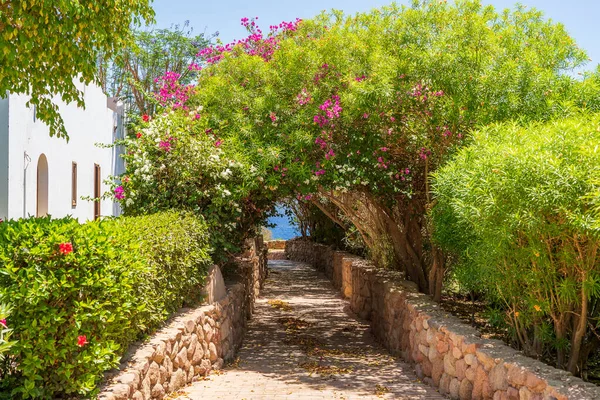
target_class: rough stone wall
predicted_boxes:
[99,239,268,400]
[266,239,286,250]
[285,238,600,400]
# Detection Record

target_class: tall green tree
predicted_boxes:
[0,1,154,138]
[100,21,214,116]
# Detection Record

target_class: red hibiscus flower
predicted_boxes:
[142,114,150,122]
[77,335,88,347]
[136,132,142,139]
[59,243,73,255]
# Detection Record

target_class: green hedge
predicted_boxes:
[0,211,211,399]
[432,113,600,374]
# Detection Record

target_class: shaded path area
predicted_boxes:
[175,260,446,399]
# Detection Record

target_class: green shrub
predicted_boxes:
[118,211,211,331]
[432,113,600,375]
[0,211,211,398]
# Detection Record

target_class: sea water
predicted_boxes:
[265,205,300,240]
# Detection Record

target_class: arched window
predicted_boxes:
[36,154,48,217]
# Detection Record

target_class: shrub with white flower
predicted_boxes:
[113,110,277,256]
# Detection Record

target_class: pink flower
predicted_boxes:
[59,243,73,255]
[159,140,172,152]
[214,139,223,147]
[269,112,277,122]
[114,186,125,200]
[363,113,369,119]
[0,319,6,328]
[77,335,88,347]
[194,114,201,120]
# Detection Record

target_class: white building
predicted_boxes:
[0,83,125,222]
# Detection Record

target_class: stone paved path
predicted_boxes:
[175,260,447,399]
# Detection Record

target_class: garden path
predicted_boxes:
[174,259,446,399]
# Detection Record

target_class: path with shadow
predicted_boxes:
[175,259,446,399]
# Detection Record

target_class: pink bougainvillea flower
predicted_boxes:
[214,139,223,147]
[269,112,277,122]
[159,140,172,152]
[77,335,88,347]
[114,186,125,200]
[0,319,6,328]
[136,132,142,139]
[142,114,150,122]
[363,113,369,119]
[194,113,201,120]
[59,243,73,255]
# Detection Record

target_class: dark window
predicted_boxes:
[94,164,101,220]
[71,162,77,207]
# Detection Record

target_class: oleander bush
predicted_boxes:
[0,211,211,399]
[432,113,600,375]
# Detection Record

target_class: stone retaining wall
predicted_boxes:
[266,239,286,250]
[285,238,600,400]
[99,238,268,400]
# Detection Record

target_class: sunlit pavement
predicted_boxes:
[174,259,446,399]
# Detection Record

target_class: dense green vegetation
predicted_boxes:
[432,113,600,375]
[0,212,210,398]
[110,0,600,379]
[0,0,154,138]
[3,0,600,393]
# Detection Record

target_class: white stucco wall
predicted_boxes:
[3,83,119,221]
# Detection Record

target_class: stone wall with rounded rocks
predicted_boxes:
[98,238,268,400]
[285,238,600,400]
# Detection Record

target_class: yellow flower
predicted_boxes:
[514,311,520,317]
[534,305,541,312]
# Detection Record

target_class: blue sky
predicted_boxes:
[149,0,600,72]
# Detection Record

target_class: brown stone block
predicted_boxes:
[450,377,461,399]
[440,373,452,395]
[455,359,467,380]
[459,378,474,400]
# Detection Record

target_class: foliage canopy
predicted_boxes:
[0,0,154,138]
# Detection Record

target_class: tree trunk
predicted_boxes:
[567,284,588,376]
[429,245,445,302]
